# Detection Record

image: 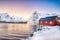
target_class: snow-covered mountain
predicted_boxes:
[0,13,27,22]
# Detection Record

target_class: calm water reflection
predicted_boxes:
[0,23,33,35]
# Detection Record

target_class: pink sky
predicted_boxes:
[0,0,60,18]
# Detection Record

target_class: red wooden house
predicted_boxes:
[56,17,60,25]
[39,16,58,26]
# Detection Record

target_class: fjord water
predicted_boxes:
[0,23,33,39]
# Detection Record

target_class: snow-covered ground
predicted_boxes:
[27,26,60,40]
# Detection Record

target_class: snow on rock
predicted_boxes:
[28,26,60,40]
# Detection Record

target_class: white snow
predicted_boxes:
[28,26,60,40]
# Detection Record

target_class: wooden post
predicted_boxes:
[38,25,43,31]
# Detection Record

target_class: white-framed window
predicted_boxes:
[50,21,52,24]
[40,21,42,23]
[45,21,47,23]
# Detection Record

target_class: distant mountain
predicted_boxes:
[0,13,27,22]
